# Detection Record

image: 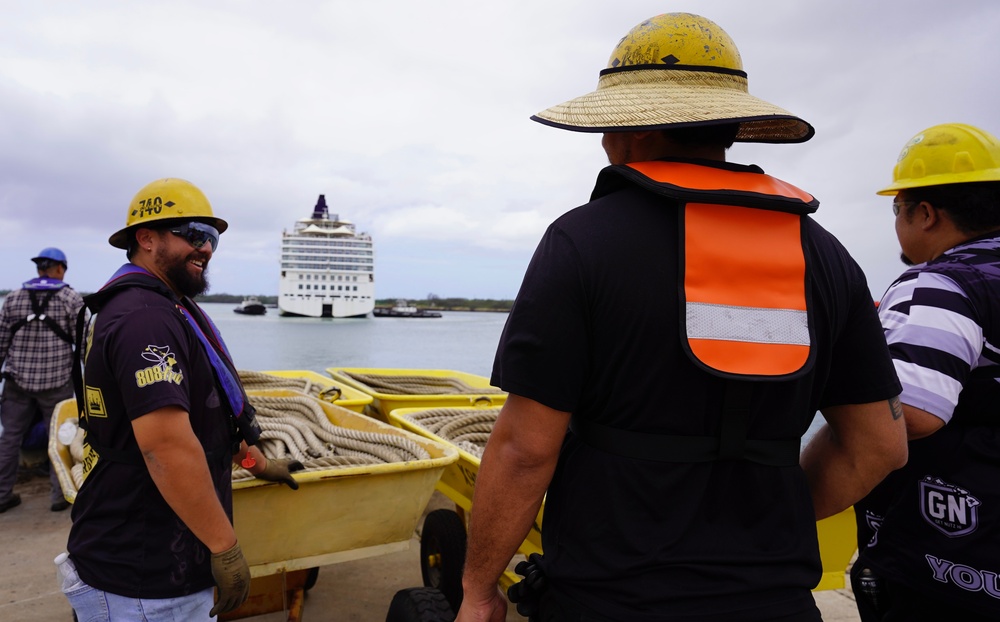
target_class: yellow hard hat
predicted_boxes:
[606,12,744,71]
[531,12,813,143]
[109,178,229,249]
[877,123,1000,195]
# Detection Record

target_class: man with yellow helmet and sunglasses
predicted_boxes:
[58,178,301,621]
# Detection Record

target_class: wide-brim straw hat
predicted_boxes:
[532,13,814,144]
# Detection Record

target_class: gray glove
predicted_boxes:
[256,458,304,490]
[210,541,251,617]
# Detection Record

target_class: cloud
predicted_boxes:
[0,0,998,300]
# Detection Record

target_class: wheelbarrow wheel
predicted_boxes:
[385,587,454,622]
[303,567,319,591]
[419,508,466,613]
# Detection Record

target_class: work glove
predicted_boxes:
[210,541,251,617]
[507,553,547,617]
[255,457,305,490]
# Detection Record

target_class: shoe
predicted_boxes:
[0,494,21,513]
[51,499,71,512]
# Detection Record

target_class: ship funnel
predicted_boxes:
[312,195,329,220]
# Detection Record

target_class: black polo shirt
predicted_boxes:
[492,162,900,621]
[68,285,233,598]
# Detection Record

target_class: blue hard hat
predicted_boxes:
[31,247,68,267]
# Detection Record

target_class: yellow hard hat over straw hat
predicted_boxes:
[532,13,814,144]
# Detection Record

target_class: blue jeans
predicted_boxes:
[57,552,216,621]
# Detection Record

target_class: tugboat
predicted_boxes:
[234,296,267,315]
[373,300,442,318]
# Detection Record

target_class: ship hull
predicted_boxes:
[278,296,374,318]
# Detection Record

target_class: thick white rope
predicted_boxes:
[57,393,432,490]
[238,369,344,402]
[401,407,502,459]
[339,371,505,396]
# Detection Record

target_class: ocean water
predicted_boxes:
[202,303,507,378]
[202,302,824,444]
[0,301,822,442]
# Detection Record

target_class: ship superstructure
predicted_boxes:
[278,194,374,318]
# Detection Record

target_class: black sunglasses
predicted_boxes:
[168,221,220,251]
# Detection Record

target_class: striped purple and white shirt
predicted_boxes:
[878,235,1000,424]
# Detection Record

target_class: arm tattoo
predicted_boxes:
[889,396,904,420]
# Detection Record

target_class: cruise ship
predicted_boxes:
[278,194,375,318]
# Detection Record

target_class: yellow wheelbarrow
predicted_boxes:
[325,367,506,423]
[242,368,374,413]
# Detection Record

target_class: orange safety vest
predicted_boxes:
[569,160,819,466]
[622,160,818,380]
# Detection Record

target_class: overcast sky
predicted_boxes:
[1,0,998,300]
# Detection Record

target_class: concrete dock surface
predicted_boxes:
[1,469,862,621]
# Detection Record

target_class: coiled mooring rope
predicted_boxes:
[400,407,502,458]
[238,369,343,401]
[234,394,430,482]
[56,393,432,491]
[340,371,505,396]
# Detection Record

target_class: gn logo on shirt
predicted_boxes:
[920,476,980,537]
[135,345,184,387]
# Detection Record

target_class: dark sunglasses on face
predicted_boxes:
[168,222,220,252]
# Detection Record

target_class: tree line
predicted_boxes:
[377,296,513,312]
[0,291,513,312]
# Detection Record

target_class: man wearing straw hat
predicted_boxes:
[459,12,907,622]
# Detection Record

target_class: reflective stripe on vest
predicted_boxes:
[627,161,814,379]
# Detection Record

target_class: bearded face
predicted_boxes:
[154,236,211,298]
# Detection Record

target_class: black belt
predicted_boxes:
[569,417,800,467]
